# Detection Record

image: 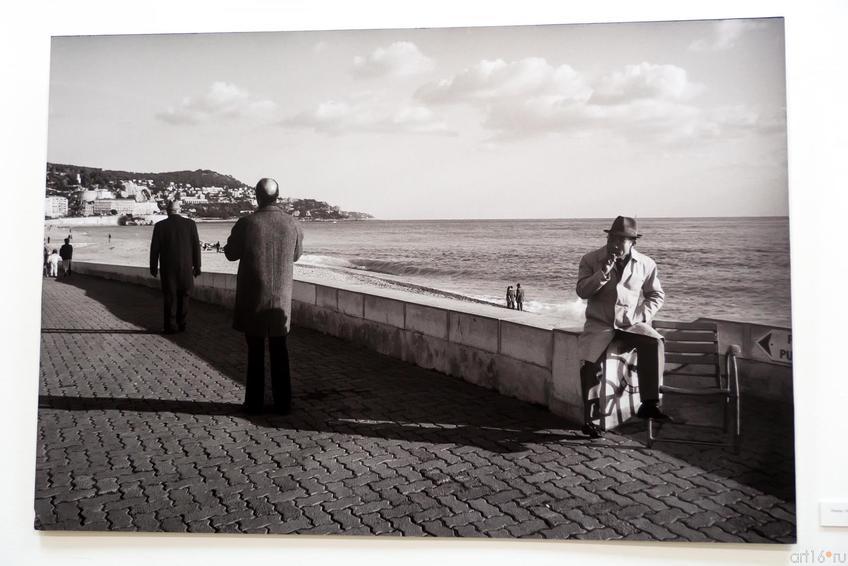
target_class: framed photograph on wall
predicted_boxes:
[36,17,794,543]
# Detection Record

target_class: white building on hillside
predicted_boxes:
[181,196,208,204]
[120,180,153,202]
[45,196,68,218]
[93,199,136,215]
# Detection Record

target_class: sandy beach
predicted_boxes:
[46,223,517,313]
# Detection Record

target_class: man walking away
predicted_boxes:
[515,283,525,311]
[226,178,303,415]
[149,200,201,334]
[59,237,73,277]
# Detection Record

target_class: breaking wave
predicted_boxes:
[298,254,468,277]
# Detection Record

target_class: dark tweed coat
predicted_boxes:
[225,205,303,336]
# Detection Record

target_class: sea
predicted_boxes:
[46,217,793,328]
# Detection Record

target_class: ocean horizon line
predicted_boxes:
[349,215,790,222]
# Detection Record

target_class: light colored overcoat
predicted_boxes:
[576,245,665,362]
[225,205,303,336]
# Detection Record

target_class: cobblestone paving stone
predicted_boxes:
[34,275,796,541]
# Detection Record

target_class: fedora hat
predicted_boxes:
[603,216,642,239]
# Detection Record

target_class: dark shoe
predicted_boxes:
[581,423,605,439]
[273,405,291,416]
[241,403,263,415]
[636,403,674,421]
[161,328,177,335]
[177,325,186,333]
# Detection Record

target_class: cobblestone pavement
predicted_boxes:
[34,275,796,541]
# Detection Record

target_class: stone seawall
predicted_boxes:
[70,261,794,423]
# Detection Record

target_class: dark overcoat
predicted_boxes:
[225,205,303,336]
[149,214,201,292]
[59,243,73,260]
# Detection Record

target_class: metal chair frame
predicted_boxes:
[647,320,742,452]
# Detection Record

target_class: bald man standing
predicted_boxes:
[150,199,201,334]
[225,178,303,415]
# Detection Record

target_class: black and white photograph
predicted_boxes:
[33,17,796,543]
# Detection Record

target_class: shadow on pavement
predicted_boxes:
[614,393,796,503]
[37,393,598,454]
[51,275,795,498]
[39,394,242,416]
[42,328,160,334]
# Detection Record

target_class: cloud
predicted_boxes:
[416,57,779,145]
[689,19,767,52]
[484,96,781,145]
[591,62,702,104]
[156,82,276,125]
[352,42,435,79]
[281,91,453,136]
[416,57,591,104]
[482,96,704,143]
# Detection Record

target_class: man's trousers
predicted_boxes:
[244,334,292,412]
[162,286,190,332]
[614,330,664,402]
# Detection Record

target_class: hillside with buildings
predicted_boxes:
[44,163,374,221]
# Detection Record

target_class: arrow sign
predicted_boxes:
[755,329,792,364]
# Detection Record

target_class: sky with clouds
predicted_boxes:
[47,18,787,219]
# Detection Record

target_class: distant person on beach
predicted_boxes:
[42,244,49,277]
[149,200,201,334]
[108,233,111,244]
[576,216,668,438]
[215,241,221,253]
[515,283,524,311]
[47,249,60,278]
[59,238,74,277]
[225,178,303,415]
[506,286,515,309]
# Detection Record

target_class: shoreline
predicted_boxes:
[45,216,374,227]
[295,264,505,310]
[63,239,515,313]
[47,220,793,329]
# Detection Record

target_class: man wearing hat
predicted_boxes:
[576,216,670,436]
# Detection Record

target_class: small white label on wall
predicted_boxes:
[821,500,848,527]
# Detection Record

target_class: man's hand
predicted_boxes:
[150,269,158,278]
[193,267,201,277]
[601,253,617,277]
